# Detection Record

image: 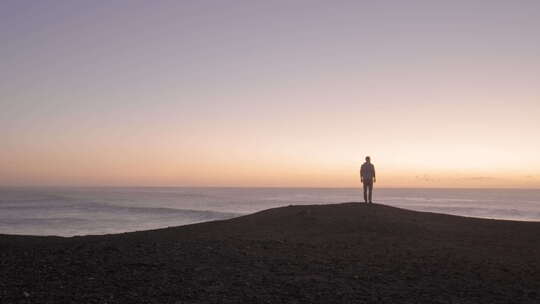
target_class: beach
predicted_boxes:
[4,1,540,303]
[1,203,539,303]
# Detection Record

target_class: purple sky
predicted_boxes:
[1,1,539,187]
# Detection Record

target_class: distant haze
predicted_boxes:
[1,1,539,188]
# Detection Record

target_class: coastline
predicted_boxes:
[1,203,539,303]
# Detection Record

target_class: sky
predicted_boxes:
[1,0,539,188]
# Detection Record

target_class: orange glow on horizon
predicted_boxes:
[2,2,539,188]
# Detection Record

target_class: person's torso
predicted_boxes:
[361,163,374,178]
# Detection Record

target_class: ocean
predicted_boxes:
[1,187,539,236]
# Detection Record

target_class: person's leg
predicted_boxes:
[363,183,368,203]
[368,182,373,203]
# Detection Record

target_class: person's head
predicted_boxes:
[365,156,371,163]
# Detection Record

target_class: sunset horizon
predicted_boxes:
[2,2,540,302]
[2,1,540,189]
[3,2,539,189]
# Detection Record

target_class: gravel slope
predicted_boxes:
[1,203,539,303]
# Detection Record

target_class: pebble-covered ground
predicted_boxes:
[1,203,539,303]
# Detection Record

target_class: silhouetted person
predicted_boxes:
[360,156,376,203]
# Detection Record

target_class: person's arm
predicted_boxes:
[373,165,376,183]
[360,168,363,183]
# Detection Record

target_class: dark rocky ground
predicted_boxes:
[1,203,539,303]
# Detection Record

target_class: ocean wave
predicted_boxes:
[392,204,540,221]
[80,201,240,217]
[1,201,240,218]
[0,204,242,236]
[0,217,90,226]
